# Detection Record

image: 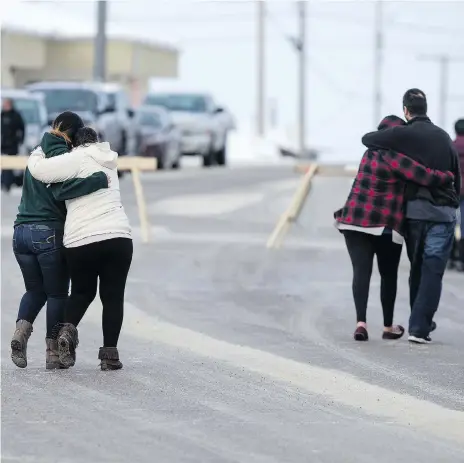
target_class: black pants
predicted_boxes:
[64,238,133,347]
[344,231,403,327]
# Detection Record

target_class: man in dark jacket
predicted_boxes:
[1,98,25,192]
[362,89,461,344]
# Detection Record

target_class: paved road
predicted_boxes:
[2,164,464,462]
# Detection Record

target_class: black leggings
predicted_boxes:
[64,238,133,347]
[344,231,402,327]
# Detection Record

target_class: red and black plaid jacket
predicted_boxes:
[334,149,454,236]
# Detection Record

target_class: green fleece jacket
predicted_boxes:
[15,133,108,228]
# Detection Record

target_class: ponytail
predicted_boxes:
[50,122,72,145]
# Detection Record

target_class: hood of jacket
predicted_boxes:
[40,132,71,158]
[74,142,118,169]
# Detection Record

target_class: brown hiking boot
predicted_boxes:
[11,320,33,368]
[99,347,123,371]
[46,338,69,370]
[57,323,79,368]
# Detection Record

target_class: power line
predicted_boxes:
[106,12,464,37]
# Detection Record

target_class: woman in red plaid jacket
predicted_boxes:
[334,115,455,342]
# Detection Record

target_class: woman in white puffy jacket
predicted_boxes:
[28,127,132,371]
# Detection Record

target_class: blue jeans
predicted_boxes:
[13,224,69,338]
[406,219,456,337]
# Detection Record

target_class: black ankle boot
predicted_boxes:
[98,347,123,371]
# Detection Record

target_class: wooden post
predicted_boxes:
[266,164,318,249]
[131,167,150,243]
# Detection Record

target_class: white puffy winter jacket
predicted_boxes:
[28,142,132,248]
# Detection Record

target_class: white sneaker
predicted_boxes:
[408,335,432,344]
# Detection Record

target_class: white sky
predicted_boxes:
[3,0,464,161]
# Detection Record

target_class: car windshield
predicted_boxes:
[136,111,163,128]
[3,98,41,124]
[33,88,99,115]
[144,94,207,113]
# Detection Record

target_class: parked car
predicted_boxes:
[25,81,128,155]
[1,89,48,154]
[134,105,182,170]
[142,91,231,167]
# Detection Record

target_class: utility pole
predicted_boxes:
[256,1,266,137]
[418,54,464,129]
[373,0,383,126]
[94,1,107,82]
[297,1,307,155]
[438,55,449,129]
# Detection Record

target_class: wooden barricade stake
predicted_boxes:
[266,163,318,249]
[131,167,150,243]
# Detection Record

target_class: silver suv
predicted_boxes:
[26,81,129,155]
[142,91,233,167]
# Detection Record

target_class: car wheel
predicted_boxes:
[172,157,181,169]
[202,147,215,167]
[157,152,165,170]
[120,131,127,155]
[216,146,227,166]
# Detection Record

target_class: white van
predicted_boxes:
[26,81,129,155]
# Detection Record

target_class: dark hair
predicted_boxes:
[51,111,84,145]
[377,115,406,131]
[75,127,99,146]
[3,98,14,108]
[454,118,464,136]
[402,88,427,116]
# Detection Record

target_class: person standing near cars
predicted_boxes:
[1,98,25,192]
[362,89,461,344]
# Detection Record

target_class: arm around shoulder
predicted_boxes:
[50,172,109,201]
[28,150,83,184]
[362,127,404,151]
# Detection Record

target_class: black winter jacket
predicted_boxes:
[1,108,25,151]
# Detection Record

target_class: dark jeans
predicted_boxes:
[65,238,133,347]
[344,230,403,327]
[406,219,456,337]
[13,224,69,338]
